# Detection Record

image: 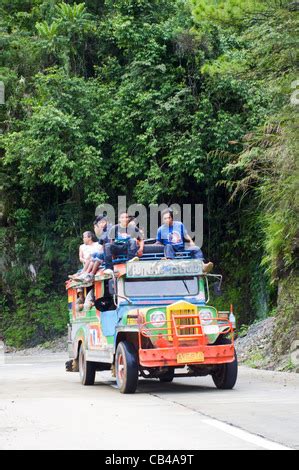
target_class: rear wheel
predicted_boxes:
[79,345,96,386]
[115,341,138,394]
[212,337,238,390]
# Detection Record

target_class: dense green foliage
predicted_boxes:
[0,0,298,347]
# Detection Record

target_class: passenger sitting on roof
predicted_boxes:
[73,216,112,282]
[79,231,102,267]
[156,209,213,273]
[104,212,144,270]
[69,231,103,281]
[94,215,112,247]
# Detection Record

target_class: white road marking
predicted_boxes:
[111,381,295,450]
[202,418,293,450]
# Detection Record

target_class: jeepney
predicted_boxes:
[66,251,237,394]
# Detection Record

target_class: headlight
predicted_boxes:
[199,310,213,326]
[150,311,166,327]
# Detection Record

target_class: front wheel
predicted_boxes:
[115,341,139,394]
[212,337,238,390]
[79,345,96,386]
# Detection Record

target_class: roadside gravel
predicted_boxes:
[4,336,68,356]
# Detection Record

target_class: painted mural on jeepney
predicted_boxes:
[89,324,102,348]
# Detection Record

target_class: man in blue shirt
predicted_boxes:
[156,209,213,272]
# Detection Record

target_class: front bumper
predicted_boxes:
[139,344,235,368]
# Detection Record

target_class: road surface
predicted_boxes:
[0,353,298,450]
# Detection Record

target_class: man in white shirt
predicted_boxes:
[79,231,102,267]
[69,232,103,280]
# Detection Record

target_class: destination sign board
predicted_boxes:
[126,259,203,278]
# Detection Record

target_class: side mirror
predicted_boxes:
[213,282,222,297]
[108,279,116,296]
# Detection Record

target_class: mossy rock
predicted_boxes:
[271,273,299,358]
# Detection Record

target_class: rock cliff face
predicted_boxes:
[271,275,299,372]
[236,275,299,373]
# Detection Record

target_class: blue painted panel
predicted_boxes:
[101,310,118,337]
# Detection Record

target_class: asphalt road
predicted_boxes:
[0,353,298,450]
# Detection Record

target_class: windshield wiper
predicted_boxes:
[182,280,191,295]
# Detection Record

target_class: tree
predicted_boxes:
[1,0,296,347]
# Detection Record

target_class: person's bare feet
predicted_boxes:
[203,262,214,274]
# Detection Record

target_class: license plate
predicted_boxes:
[177,352,205,364]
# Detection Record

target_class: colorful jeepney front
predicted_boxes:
[66,249,238,394]
[121,260,235,368]
[66,258,235,374]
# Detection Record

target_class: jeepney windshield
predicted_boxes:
[124,277,199,298]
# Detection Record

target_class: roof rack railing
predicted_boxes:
[112,251,193,264]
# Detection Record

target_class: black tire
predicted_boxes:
[212,337,238,390]
[143,245,164,254]
[159,368,175,383]
[79,344,96,386]
[115,341,139,394]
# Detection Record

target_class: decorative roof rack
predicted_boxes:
[113,250,193,264]
[66,246,197,289]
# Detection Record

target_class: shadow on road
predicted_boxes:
[137,380,218,395]
[93,376,218,394]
